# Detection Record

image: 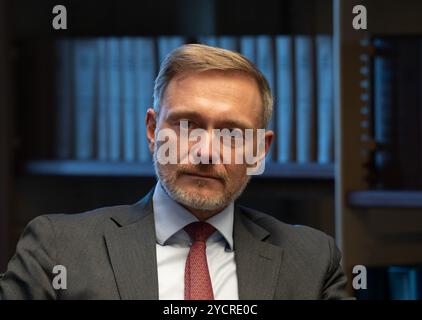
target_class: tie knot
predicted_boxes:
[184,222,216,243]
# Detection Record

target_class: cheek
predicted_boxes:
[224,164,247,181]
[157,162,179,180]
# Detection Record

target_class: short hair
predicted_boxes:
[153,44,273,128]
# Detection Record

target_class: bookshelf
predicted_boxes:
[348,191,422,209]
[1,0,338,274]
[334,0,422,296]
[24,160,335,179]
[1,0,422,298]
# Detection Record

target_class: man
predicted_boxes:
[0,44,351,299]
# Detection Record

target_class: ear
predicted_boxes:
[244,129,273,167]
[258,129,274,162]
[263,130,274,159]
[244,129,274,176]
[145,108,157,155]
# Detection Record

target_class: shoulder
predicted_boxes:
[39,190,153,231]
[239,205,333,241]
[237,206,350,299]
[23,203,136,245]
[237,205,336,256]
[38,204,131,229]
[18,203,140,261]
[46,203,132,222]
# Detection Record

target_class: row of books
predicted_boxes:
[372,37,422,189]
[355,266,422,300]
[55,35,334,164]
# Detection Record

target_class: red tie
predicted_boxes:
[184,221,216,300]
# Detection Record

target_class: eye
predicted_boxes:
[230,128,244,136]
[218,128,244,148]
[177,119,195,129]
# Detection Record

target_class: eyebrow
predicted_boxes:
[165,108,255,129]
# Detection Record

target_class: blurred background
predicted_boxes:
[1,0,422,299]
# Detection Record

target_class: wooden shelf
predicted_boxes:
[263,162,334,179]
[24,160,155,177]
[24,160,335,179]
[348,190,422,208]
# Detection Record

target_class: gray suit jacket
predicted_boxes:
[0,190,351,299]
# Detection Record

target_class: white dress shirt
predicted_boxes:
[153,182,239,300]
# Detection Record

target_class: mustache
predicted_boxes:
[177,167,227,181]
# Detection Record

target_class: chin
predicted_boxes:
[179,181,222,195]
[179,174,223,188]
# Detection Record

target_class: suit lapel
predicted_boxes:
[234,206,284,300]
[104,190,159,299]
[103,190,284,300]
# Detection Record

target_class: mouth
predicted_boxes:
[182,172,221,181]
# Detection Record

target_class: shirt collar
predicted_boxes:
[152,181,234,251]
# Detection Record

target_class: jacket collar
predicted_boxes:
[104,189,284,299]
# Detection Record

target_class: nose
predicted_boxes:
[192,129,220,164]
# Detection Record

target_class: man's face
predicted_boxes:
[146,70,273,214]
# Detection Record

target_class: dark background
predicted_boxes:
[1,0,422,299]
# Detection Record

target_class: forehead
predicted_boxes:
[161,70,263,127]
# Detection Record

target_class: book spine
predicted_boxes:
[256,35,276,161]
[240,36,256,63]
[74,39,96,160]
[388,266,419,300]
[396,39,421,189]
[276,35,295,163]
[157,36,185,67]
[373,38,395,188]
[107,38,121,161]
[55,39,73,159]
[96,37,108,161]
[121,37,136,162]
[135,37,156,162]
[295,36,315,163]
[197,36,218,47]
[218,36,238,51]
[316,35,334,164]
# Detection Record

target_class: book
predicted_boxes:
[106,37,121,161]
[388,266,421,300]
[373,38,396,188]
[134,37,156,162]
[96,37,108,161]
[275,35,295,163]
[372,37,422,189]
[316,35,334,164]
[73,39,97,160]
[396,39,421,189]
[120,37,136,162]
[295,35,316,163]
[218,36,238,51]
[157,36,185,67]
[197,36,218,47]
[256,35,276,161]
[240,36,256,63]
[55,39,73,159]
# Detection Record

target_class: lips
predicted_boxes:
[183,172,220,180]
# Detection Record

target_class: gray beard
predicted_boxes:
[152,149,250,212]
